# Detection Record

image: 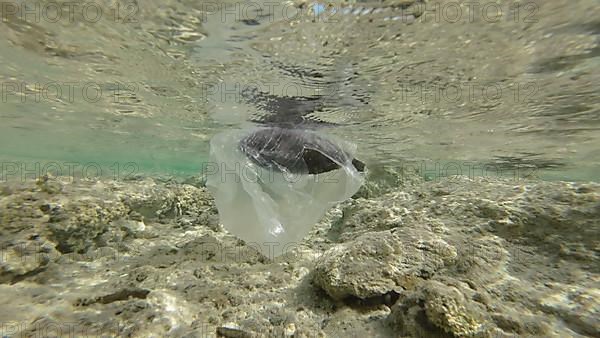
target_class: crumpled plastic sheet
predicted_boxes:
[205,126,365,258]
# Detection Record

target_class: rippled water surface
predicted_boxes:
[1,0,599,180]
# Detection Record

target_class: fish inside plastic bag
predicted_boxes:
[205,127,365,258]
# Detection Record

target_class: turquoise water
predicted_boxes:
[1,0,599,180]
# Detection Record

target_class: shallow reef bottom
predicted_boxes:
[0,170,598,337]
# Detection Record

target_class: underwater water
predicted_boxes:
[1,0,599,337]
[0,0,598,181]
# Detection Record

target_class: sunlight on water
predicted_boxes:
[0,0,599,180]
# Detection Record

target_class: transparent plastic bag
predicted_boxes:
[205,127,365,258]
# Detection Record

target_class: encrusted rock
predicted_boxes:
[0,171,598,337]
[0,238,57,284]
[313,230,457,301]
[46,198,129,253]
[389,278,493,337]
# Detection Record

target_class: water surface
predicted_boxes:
[1,0,599,181]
